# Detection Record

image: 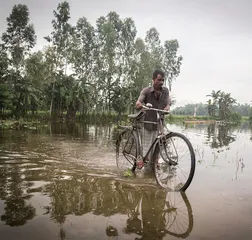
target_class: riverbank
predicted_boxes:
[0,114,250,130]
[169,114,249,124]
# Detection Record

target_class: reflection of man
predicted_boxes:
[136,69,171,169]
[124,190,167,240]
[138,191,167,240]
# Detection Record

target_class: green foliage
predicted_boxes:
[0,83,12,112]
[0,119,42,130]
[43,1,74,117]
[228,112,242,123]
[249,107,252,121]
[206,90,237,120]
[0,51,9,78]
[163,40,183,91]
[1,4,36,68]
[233,103,252,117]
[1,4,36,118]
[172,103,208,116]
[0,1,183,120]
[1,1,250,123]
[172,99,249,124]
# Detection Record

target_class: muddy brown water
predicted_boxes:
[0,121,252,240]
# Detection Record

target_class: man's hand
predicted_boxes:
[136,100,143,110]
[164,106,170,112]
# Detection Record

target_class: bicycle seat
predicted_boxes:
[128,111,145,120]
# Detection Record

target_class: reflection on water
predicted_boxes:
[50,121,113,139]
[206,124,236,148]
[0,125,194,239]
[0,164,36,226]
[1,121,252,239]
[0,144,193,239]
[47,177,193,239]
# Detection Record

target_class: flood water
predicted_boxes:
[0,121,252,240]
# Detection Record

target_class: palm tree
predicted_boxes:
[206,90,221,117]
[218,92,237,120]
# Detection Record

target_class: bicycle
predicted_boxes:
[115,103,196,191]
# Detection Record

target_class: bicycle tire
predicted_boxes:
[154,132,196,191]
[162,191,194,238]
[116,129,140,173]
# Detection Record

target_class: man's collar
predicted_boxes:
[151,85,164,92]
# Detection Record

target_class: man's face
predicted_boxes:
[153,74,164,89]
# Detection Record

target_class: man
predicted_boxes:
[135,69,171,169]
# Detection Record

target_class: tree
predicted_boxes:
[145,28,163,72]
[0,50,9,81]
[232,103,251,116]
[206,90,221,117]
[162,40,183,91]
[0,6,185,118]
[1,4,36,118]
[95,12,127,113]
[2,4,36,70]
[206,90,237,120]
[218,92,237,120]
[110,17,137,114]
[0,50,11,114]
[70,17,96,115]
[249,106,252,121]
[25,51,47,114]
[44,1,74,116]
[133,37,152,90]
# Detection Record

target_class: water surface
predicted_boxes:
[0,121,252,240]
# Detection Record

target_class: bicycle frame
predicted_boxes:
[131,106,171,163]
[117,105,196,191]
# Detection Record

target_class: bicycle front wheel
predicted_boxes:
[154,132,196,191]
[116,129,140,174]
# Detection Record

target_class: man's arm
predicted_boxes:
[136,88,146,110]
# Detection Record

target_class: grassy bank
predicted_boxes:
[0,112,250,130]
[168,115,213,122]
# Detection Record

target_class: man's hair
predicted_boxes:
[152,69,165,79]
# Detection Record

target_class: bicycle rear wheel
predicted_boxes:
[153,132,196,191]
[116,129,140,174]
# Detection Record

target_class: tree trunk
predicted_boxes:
[50,81,55,117]
[66,104,76,120]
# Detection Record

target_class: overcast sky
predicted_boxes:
[0,0,251,107]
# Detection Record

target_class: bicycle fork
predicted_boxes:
[158,134,178,167]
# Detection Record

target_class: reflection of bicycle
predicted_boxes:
[122,187,194,239]
[155,191,194,238]
[116,104,196,191]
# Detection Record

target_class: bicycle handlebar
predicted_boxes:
[142,104,170,114]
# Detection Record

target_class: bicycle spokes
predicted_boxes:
[116,130,139,173]
[154,133,195,191]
